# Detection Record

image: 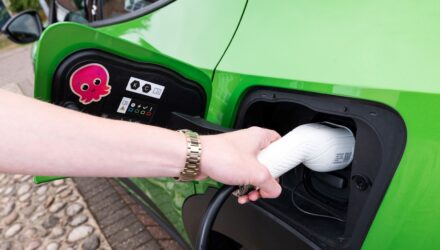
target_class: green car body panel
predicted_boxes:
[32,0,440,249]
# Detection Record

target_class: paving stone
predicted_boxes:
[135,240,161,250]
[113,230,152,250]
[87,187,117,204]
[36,185,48,195]
[48,202,66,213]
[55,185,68,194]
[44,196,55,208]
[158,239,183,250]
[46,242,60,250]
[81,182,111,200]
[67,225,94,242]
[24,240,41,250]
[82,234,100,250]
[130,204,145,215]
[13,175,23,180]
[42,215,59,229]
[1,196,10,203]
[37,227,49,237]
[137,213,158,226]
[23,227,38,239]
[50,226,64,239]
[95,200,127,221]
[21,200,32,207]
[0,242,11,250]
[3,186,13,196]
[120,193,137,205]
[99,207,132,228]
[69,214,88,226]
[89,193,121,212]
[66,203,84,216]
[70,196,80,202]
[2,201,15,217]
[17,183,31,196]
[18,192,31,202]
[52,180,65,186]
[59,189,73,198]
[19,175,32,183]
[74,178,108,193]
[4,223,23,238]
[30,211,45,222]
[102,214,137,237]
[3,212,18,225]
[37,194,47,202]
[108,221,145,244]
[147,226,171,240]
[22,205,36,217]
[78,179,110,195]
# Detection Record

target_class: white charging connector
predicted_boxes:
[235,122,355,196]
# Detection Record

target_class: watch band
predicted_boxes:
[176,129,202,181]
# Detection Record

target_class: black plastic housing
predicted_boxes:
[183,88,406,250]
[52,50,206,127]
[235,88,406,249]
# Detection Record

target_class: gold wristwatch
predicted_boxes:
[176,129,202,181]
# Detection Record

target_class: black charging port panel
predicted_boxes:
[233,87,406,249]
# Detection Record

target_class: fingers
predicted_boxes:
[248,190,260,201]
[238,196,249,204]
[237,167,281,205]
[250,127,281,150]
[237,190,260,204]
[266,129,281,143]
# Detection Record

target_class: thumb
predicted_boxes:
[259,128,281,150]
[259,178,282,199]
[250,163,282,199]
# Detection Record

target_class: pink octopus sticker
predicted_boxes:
[69,63,111,105]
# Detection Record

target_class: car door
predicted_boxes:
[31,0,247,244]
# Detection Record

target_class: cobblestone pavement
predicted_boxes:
[74,178,182,250]
[0,175,112,250]
[0,46,184,249]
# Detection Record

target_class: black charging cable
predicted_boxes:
[195,185,237,250]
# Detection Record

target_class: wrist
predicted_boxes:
[175,129,203,181]
[199,135,214,178]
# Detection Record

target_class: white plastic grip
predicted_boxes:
[257,122,356,178]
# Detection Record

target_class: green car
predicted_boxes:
[2,0,439,249]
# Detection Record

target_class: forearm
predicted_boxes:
[0,90,186,177]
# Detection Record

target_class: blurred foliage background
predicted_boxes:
[7,0,41,13]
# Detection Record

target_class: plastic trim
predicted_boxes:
[89,0,174,27]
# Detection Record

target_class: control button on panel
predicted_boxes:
[126,77,165,99]
[130,80,140,90]
[142,84,151,93]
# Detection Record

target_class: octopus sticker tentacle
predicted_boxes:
[69,63,111,105]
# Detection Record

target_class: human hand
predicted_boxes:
[199,127,282,204]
